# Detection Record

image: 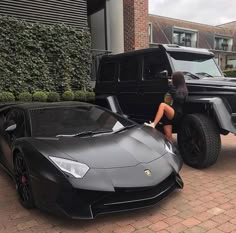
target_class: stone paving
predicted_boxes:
[0,134,235,233]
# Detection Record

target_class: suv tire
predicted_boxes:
[177,114,221,168]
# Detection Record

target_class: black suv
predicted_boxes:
[95,44,236,169]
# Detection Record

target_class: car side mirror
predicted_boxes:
[5,122,17,133]
[160,70,168,78]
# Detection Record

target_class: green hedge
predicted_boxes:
[62,90,75,101]
[47,91,60,102]
[0,90,95,102]
[33,91,47,102]
[0,91,15,102]
[0,16,92,95]
[18,92,32,102]
[224,69,236,77]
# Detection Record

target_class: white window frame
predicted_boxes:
[172,26,198,48]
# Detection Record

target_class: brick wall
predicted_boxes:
[123,0,149,51]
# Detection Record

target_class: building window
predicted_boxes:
[215,36,233,51]
[173,27,198,48]
[149,23,153,43]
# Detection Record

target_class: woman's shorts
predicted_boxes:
[161,112,182,126]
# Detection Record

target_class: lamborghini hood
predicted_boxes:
[31,126,168,169]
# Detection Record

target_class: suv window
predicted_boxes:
[119,57,139,81]
[143,53,168,80]
[99,62,117,82]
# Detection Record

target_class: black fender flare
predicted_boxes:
[186,96,236,134]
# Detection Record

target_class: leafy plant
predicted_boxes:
[224,69,236,77]
[85,91,95,102]
[18,92,32,102]
[62,90,74,101]
[33,91,47,102]
[0,91,15,102]
[74,90,86,101]
[0,16,92,95]
[47,92,60,102]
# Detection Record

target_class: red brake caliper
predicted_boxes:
[21,176,27,185]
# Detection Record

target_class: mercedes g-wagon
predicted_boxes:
[95,44,236,169]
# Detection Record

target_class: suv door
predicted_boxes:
[117,55,142,119]
[137,51,171,122]
[95,60,117,98]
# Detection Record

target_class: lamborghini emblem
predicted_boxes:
[144,169,152,176]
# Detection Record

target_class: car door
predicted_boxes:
[137,50,171,122]
[1,109,26,172]
[0,108,10,168]
[117,55,142,120]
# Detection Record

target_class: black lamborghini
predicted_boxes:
[0,102,183,219]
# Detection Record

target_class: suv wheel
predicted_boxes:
[177,114,221,168]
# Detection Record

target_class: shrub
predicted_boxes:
[62,90,74,101]
[74,90,86,101]
[18,92,32,102]
[223,69,236,77]
[47,92,60,102]
[85,91,95,102]
[33,91,47,102]
[0,91,15,102]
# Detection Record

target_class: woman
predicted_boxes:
[144,71,188,142]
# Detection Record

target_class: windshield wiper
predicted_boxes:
[195,72,213,77]
[113,124,137,133]
[56,130,113,138]
[182,71,200,79]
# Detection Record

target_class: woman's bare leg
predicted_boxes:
[153,103,175,127]
[163,125,173,142]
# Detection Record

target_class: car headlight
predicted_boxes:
[164,141,175,155]
[49,156,89,178]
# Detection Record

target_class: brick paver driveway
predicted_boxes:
[0,134,236,233]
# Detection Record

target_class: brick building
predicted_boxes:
[89,0,149,54]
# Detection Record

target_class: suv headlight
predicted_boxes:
[49,156,89,178]
[164,141,175,155]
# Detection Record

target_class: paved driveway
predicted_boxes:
[0,134,236,233]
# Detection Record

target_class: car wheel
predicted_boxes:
[14,152,35,209]
[177,114,221,168]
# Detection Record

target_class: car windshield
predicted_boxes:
[169,52,223,78]
[30,106,135,137]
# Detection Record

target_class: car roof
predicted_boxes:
[0,101,93,111]
[101,44,214,60]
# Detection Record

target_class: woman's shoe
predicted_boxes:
[144,122,155,128]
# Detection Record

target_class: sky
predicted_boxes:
[149,0,236,26]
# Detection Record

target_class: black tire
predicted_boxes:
[177,114,221,169]
[14,152,35,209]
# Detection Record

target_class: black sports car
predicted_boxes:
[0,102,183,219]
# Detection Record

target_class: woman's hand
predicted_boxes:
[144,121,155,128]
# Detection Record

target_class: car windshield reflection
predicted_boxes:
[30,106,135,137]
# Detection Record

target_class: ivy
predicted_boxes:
[0,16,92,95]
[224,69,236,78]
